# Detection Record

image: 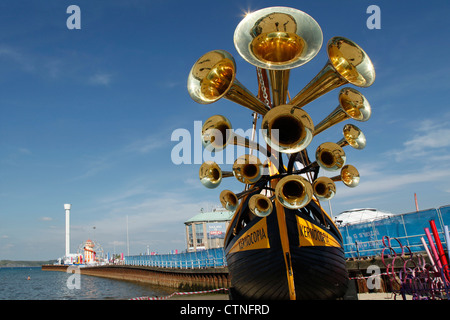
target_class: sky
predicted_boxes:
[0,0,449,260]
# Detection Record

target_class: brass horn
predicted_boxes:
[315,142,346,171]
[289,37,376,108]
[234,6,323,106]
[249,194,274,217]
[233,154,265,184]
[188,50,270,115]
[312,176,337,200]
[199,155,265,189]
[201,115,268,155]
[312,164,360,200]
[199,161,233,189]
[314,87,371,136]
[220,187,261,211]
[261,104,314,154]
[275,175,313,209]
[337,124,366,150]
[332,164,360,187]
[299,142,346,172]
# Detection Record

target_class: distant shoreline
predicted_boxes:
[0,260,56,268]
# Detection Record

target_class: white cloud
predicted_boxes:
[70,133,167,181]
[0,46,35,72]
[124,135,166,154]
[88,73,113,86]
[74,192,204,254]
[388,117,450,162]
[17,148,32,155]
[337,168,450,199]
[0,45,115,85]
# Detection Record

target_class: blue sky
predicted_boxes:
[0,0,449,260]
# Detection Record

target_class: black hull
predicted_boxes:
[225,196,348,300]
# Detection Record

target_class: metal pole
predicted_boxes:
[400,214,410,247]
[126,215,130,256]
[445,225,450,265]
[414,193,419,211]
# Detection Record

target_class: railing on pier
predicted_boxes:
[124,247,227,269]
[339,205,450,259]
[124,205,450,263]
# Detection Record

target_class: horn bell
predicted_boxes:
[234,6,323,70]
[312,176,336,200]
[337,124,366,150]
[219,189,239,211]
[199,161,233,189]
[201,115,267,154]
[275,175,313,209]
[249,194,273,217]
[332,164,360,187]
[314,87,371,136]
[220,187,262,211]
[233,154,264,184]
[315,142,346,171]
[201,115,232,150]
[187,50,270,115]
[289,37,376,108]
[261,104,314,153]
[234,7,323,106]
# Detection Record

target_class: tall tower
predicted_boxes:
[64,204,71,257]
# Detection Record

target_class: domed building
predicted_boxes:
[184,208,234,252]
[334,208,394,226]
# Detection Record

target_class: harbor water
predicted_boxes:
[0,267,173,300]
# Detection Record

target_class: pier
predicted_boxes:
[42,264,231,291]
[42,254,431,295]
[42,205,449,299]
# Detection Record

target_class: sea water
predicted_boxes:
[0,267,173,300]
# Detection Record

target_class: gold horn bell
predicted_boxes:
[220,187,260,212]
[312,164,360,200]
[187,50,270,115]
[275,175,313,209]
[249,194,274,217]
[233,154,264,185]
[312,176,336,200]
[234,6,323,107]
[334,164,360,187]
[261,104,314,153]
[199,155,265,189]
[289,37,376,108]
[199,161,233,189]
[337,124,366,150]
[201,114,267,154]
[315,142,346,172]
[314,87,371,136]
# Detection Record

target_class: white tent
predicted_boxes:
[334,208,394,226]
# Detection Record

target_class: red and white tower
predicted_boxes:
[84,239,96,264]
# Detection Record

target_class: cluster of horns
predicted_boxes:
[188,7,375,217]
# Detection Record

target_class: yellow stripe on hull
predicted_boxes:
[296,216,341,248]
[228,218,270,254]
